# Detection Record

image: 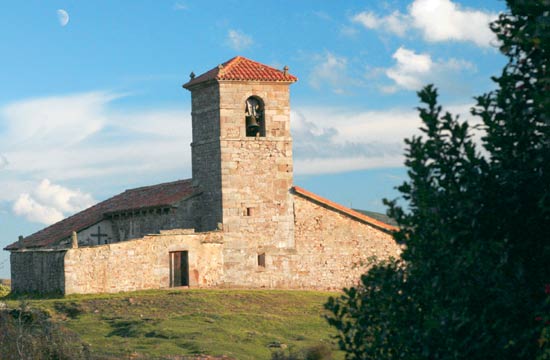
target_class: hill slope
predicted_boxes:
[2,289,344,359]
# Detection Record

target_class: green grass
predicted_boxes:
[2,289,344,359]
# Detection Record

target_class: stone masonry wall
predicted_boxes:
[63,230,223,294]
[219,194,402,290]
[291,194,401,289]
[217,82,295,285]
[10,251,66,293]
[189,83,222,232]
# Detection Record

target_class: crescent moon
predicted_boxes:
[57,9,69,27]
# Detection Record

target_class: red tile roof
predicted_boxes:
[183,56,298,88]
[5,179,198,251]
[292,186,398,233]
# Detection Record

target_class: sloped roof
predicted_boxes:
[292,186,398,233]
[353,209,398,227]
[5,179,198,251]
[183,56,298,88]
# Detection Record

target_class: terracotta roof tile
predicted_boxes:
[183,56,297,88]
[292,186,398,233]
[5,179,198,251]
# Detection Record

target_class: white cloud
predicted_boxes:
[410,0,497,47]
[384,46,476,92]
[352,10,409,37]
[13,179,95,225]
[0,91,192,207]
[386,47,433,90]
[0,154,8,170]
[291,101,481,174]
[13,194,64,225]
[1,92,117,148]
[309,52,351,94]
[291,107,422,174]
[226,29,253,51]
[340,25,359,37]
[351,0,498,47]
[313,11,332,21]
[34,179,94,214]
[173,2,187,10]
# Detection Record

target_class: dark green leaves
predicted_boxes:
[325,1,550,358]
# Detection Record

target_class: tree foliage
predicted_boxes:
[326,0,550,358]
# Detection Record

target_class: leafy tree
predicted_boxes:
[326,0,550,358]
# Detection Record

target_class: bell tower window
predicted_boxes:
[245,96,265,137]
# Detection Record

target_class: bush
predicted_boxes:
[0,301,90,360]
[0,284,10,298]
[271,344,333,360]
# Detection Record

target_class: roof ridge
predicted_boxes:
[219,56,241,75]
[124,178,191,193]
[183,56,297,88]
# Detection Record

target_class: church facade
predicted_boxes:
[5,56,401,294]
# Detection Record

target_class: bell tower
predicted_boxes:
[183,57,297,280]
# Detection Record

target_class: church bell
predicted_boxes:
[246,115,260,135]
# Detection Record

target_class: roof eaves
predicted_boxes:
[183,56,297,88]
[103,190,202,217]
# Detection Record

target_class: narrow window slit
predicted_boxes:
[258,253,266,268]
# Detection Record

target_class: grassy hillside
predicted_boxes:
[2,289,344,359]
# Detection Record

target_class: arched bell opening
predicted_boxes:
[245,96,265,137]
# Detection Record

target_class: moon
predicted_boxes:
[57,9,69,27]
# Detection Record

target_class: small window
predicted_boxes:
[245,96,265,137]
[245,207,255,216]
[258,253,266,267]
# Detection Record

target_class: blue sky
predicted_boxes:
[0,0,506,278]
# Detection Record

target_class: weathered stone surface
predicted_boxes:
[290,194,401,289]
[10,251,65,293]
[64,231,223,294]
[190,83,223,232]
[215,82,295,285]
[220,193,401,290]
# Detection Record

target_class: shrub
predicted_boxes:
[0,284,10,298]
[0,301,90,360]
[271,343,333,360]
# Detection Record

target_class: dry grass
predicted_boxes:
[2,289,344,360]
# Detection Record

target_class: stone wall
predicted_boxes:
[290,194,401,290]
[189,83,223,232]
[217,82,296,284]
[11,195,400,294]
[63,229,223,294]
[218,194,401,290]
[10,251,66,293]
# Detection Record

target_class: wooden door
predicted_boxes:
[170,251,189,287]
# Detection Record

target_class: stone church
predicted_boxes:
[5,56,401,294]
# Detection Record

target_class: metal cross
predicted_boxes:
[91,226,109,245]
